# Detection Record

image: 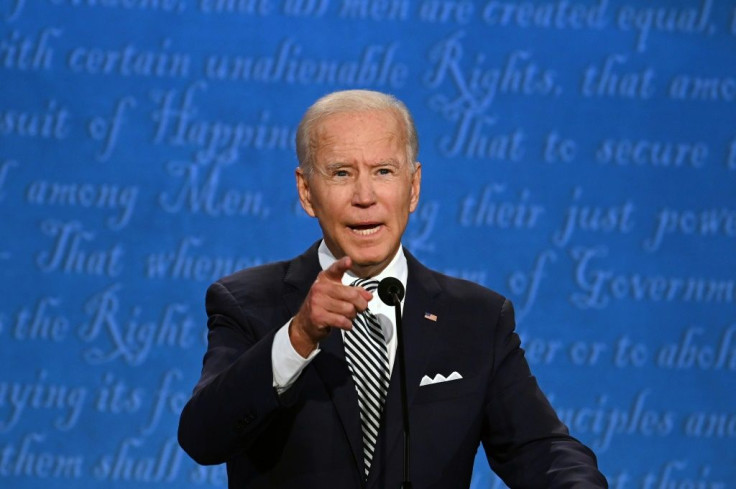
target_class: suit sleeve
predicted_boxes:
[482,300,608,488]
[178,280,294,465]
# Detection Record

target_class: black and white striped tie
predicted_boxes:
[344,277,390,479]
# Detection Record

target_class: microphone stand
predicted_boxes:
[390,290,412,489]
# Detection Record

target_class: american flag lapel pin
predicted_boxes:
[424,312,437,322]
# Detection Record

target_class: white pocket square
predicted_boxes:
[420,371,463,386]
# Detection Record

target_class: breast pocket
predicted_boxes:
[413,377,480,404]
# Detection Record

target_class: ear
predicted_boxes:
[296,168,316,217]
[409,162,421,213]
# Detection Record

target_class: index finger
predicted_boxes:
[322,256,352,282]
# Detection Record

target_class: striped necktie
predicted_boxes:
[344,277,391,479]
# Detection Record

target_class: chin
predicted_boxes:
[350,249,392,270]
[349,252,379,266]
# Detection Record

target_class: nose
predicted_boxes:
[351,173,376,207]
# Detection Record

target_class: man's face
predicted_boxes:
[296,109,421,278]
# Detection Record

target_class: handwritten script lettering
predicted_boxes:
[158,159,270,217]
[0,370,86,432]
[146,236,264,281]
[27,181,139,230]
[151,81,294,163]
[425,31,557,157]
[36,220,124,276]
[0,432,83,478]
[204,39,408,88]
[570,246,735,309]
[78,284,197,366]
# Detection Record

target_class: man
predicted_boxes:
[178,90,607,488]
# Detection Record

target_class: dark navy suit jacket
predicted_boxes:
[178,242,607,488]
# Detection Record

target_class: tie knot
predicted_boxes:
[351,277,379,292]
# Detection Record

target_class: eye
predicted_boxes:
[335,169,349,177]
[377,167,394,176]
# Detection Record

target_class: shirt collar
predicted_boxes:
[317,240,408,291]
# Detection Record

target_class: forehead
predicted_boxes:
[311,109,405,162]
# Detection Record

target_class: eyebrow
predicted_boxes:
[322,159,403,173]
[324,162,352,172]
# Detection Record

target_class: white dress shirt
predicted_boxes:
[272,241,407,393]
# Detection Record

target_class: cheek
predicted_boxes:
[396,190,416,213]
[316,195,348,222]
[310,186,335,209]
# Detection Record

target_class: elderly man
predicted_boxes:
[178,90,607,488]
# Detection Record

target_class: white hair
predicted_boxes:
[296,90,418,177]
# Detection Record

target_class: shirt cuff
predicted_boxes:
[272,320,320,394]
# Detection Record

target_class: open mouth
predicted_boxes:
[349,223,382,236]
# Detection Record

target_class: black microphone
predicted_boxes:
[377,277,412,489]
[377,276,405,306]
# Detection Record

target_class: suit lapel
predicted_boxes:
[282,242,365,477]
[313,330,364,477]
[369,251,443,485]
[282,241,321,318]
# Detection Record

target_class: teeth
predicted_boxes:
[352,225,380,236]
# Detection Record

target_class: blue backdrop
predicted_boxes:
[1,0,735,487]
